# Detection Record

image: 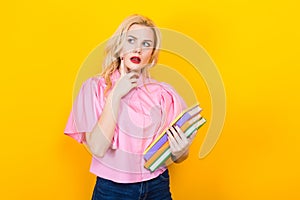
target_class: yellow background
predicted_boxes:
[1,0,299,199]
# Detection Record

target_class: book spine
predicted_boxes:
[144,142,169,168]
[143,114,191,161]
[147,118,207,171]
[185,118,206,137]
[144,113,198,160]
[144,133,168,160]
[149,148,172,172]
[180,114,201,132]
[143,104,200,154]
[175,112,193,127]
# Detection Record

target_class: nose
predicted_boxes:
[133,46,142,54]
[133,42,143,54]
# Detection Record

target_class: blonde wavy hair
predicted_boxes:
[100,14,161,96]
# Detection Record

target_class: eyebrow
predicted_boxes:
[127,35,153,43]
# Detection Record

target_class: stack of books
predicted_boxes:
[143,104,206,172]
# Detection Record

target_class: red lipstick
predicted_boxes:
[130,56,141,64]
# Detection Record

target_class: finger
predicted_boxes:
[127,71,140,79]
[128,83,137,90]
[174,125,189,144]
[127,72,139,86]
[167,130,179,151]
[167,135,177,161]
[167,132,175,151]
[129,75,139,82]
[120,58,127,77]
[170,126,187,149]
[169,126,185,150]
[169,126,182,142]
[132,83,138,88]
[128,76,138,84]
[169,127,186,151]
[130,80,137,84]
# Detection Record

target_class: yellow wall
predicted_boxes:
[1,0,299,199]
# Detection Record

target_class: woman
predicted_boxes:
[64,14,196,200]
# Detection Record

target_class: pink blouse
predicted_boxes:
[64,70,187,183]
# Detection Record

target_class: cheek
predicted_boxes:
[142,50,153,63]
[122,44,133,55]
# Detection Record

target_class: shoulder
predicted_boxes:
[83,74,105,87]
[158,82,177,92]
[79,74,106,96]
[157,81,187,106]
[143,77,175,91]
[145,79,184,103]
[155,81,180,97]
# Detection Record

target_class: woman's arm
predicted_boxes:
[84,89,122,158]
[83,61,140,158]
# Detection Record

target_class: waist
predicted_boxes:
[96,169,170,184]
[90,156,167,183]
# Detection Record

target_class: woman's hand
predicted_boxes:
[111,58,140,99]
[167,125,197,163]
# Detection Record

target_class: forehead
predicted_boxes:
[126,24,154,40]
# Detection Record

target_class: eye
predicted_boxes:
[143,42,151,47]
[127,38,135,44]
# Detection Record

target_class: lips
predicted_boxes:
[130,56,141,64]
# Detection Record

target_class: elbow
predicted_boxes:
[93,151,105,158]
[95,147,109,158]
[90,145,109,158]
[85,131,112,158]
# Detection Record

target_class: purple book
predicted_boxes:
[144,104,201,161]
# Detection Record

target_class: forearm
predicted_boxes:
[85,89,121,157]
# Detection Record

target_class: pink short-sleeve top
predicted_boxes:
[64,70,187,183]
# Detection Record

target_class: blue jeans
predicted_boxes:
[91,169,172,200]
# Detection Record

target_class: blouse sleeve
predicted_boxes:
[159,83,188,131]
[64,77,104,143]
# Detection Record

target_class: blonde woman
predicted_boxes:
[64,14,196,200]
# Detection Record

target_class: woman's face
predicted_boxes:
[121,24,155,73]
